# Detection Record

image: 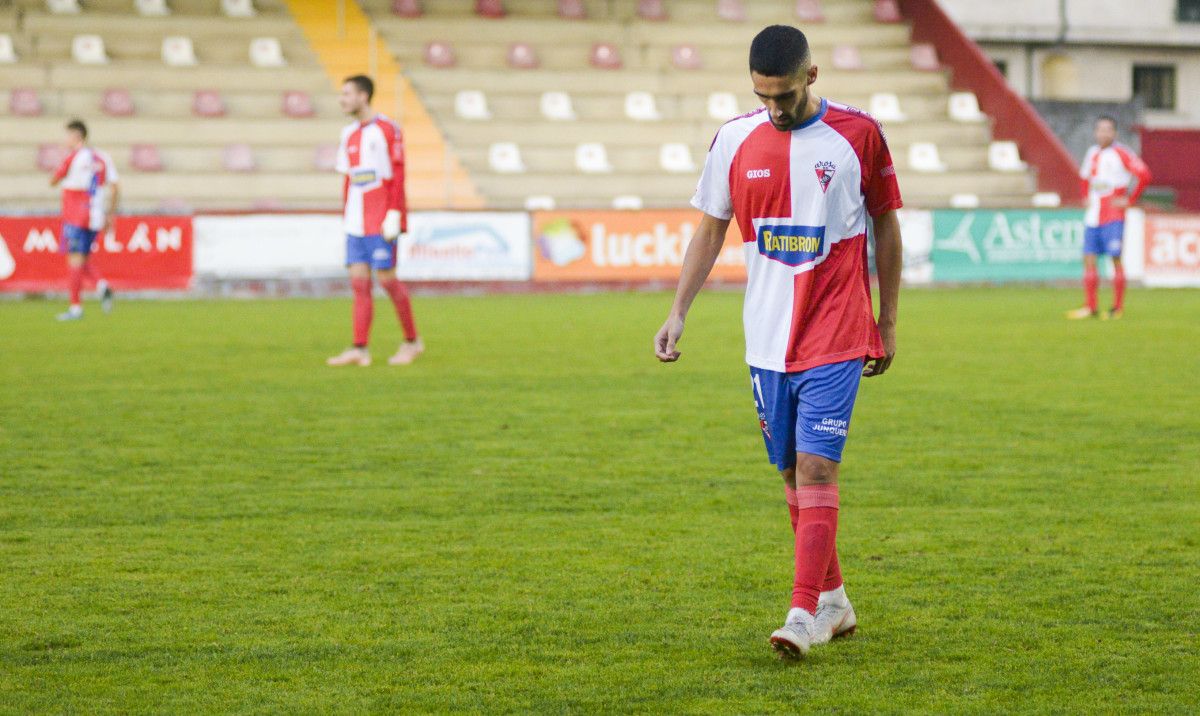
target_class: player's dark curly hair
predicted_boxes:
[66,119,88,139]
[343,74,375,102]
[749,25,811,77]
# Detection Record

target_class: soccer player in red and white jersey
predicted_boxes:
[654,25,903,659]
[1067,115,1151,321]
[50,119,117,321]
[326,75,423,367]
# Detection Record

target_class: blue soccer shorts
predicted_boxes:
[1083,221,1124,257]
[346,234,397,270]
[61,223,97,256]
[750,358,864,469]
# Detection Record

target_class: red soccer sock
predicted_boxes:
[1084,265,1099,312]
[380,277,418,342]
[791,483,839,614]
[68,265,84,307]
[787,484,843,592]
[351,277,373,348]
[81,261,100,287]
[1112,263,1126,311]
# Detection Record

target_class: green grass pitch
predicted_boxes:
[2,287,1198,713]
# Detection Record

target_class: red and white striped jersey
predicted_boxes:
[1080,142,1151,227]
[52,146,118,230]
[335,114,407,237]
[692,99,903,373]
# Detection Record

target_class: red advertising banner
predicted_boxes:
[1143,214,1200,287]
[0,216,193,291]
[532,210,746,282]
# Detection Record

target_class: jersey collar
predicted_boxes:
[793,97,828,131]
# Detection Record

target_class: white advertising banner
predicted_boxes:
[193,212,532,281]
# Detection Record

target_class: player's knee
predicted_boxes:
[779,466,797,489]
[794,453,838,485]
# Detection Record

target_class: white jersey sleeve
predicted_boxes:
[335,125,352,174]
[691,127,736,220]
[1080,146,1098,179]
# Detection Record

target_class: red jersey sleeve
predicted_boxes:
[384,122,408,233]
[863,124,902,217]
[1115,146,1152,204]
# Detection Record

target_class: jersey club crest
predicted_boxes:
[814,161,837,193]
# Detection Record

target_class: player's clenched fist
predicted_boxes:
[654,314,685,362]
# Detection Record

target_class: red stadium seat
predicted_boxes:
[637,0,667,20]
[37,143,66,172]
[192,89,226,117]
[910,43,939,71]
[671,45,703,71]
[873,0,902,23]
[223,144,257,173]
[424,41,456,68]
[313,144,338,171]
[10,88,42,116]
[794,0,825,22]
[101,88,134,117]
[557,0,585,19]
[507,43,540,69]
[716,0,746,22]
[391,0,422,17]
[831,44,864,70]
[590,43,622,70]
[282,90,315,118]
[475,0,504,18]
[130,143,164,171]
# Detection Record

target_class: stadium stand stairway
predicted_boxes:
[359,0,1045,209]
[0,0,465,213]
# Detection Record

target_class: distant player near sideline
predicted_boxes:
[654,25,903,659]
[1067,116,1151,321]
[326,74,423,367]
[50,119,117,321]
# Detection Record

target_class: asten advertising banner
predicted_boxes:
[0,216,193,291]
[531,210,746,282]
[931,209,1086,282]
[1143,214,1200,287]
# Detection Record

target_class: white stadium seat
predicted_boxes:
[249,37,285,68]
[908,142,948,173]
[222,0,256,17]
[868,93,906,123]
[948,92,985,123]
[612,195,644,210]
[624,91,661,122]
[454,90,491,120]
[659,143,695,173]
[539,91,576,121]
[524,195,556,210]
[162,36,197,67]
[488,142,526,173]
[707,92,739,120]
[0,34,17,64]
[46,0,81,14]
[575,143,612,174]
[1032,192,1062,208]
[950,193,980,209]
[72,35,108,65]
[988,141,1026,172]
[135,0,171,16]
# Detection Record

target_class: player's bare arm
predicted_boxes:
[654,212,731,362]
[865,209,901,378]
[104,181,120,233]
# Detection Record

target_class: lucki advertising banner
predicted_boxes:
[531,210,747,282]
[0,216,193,291]
[930,209,1086,282]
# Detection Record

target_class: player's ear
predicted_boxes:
[805,64,818,86]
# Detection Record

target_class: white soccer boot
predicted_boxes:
[326,347,372,367]
[811,585,857,645]
[769,607,814,660]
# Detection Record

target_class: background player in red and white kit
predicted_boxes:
[1067,115,1151,321]
[326,75,423,367]
[654,25,903,659]
[50,119,117,321]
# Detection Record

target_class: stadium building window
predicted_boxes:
[1132,65,1177,110]
[994,60,1008,78]
[1179,0,1200,22]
